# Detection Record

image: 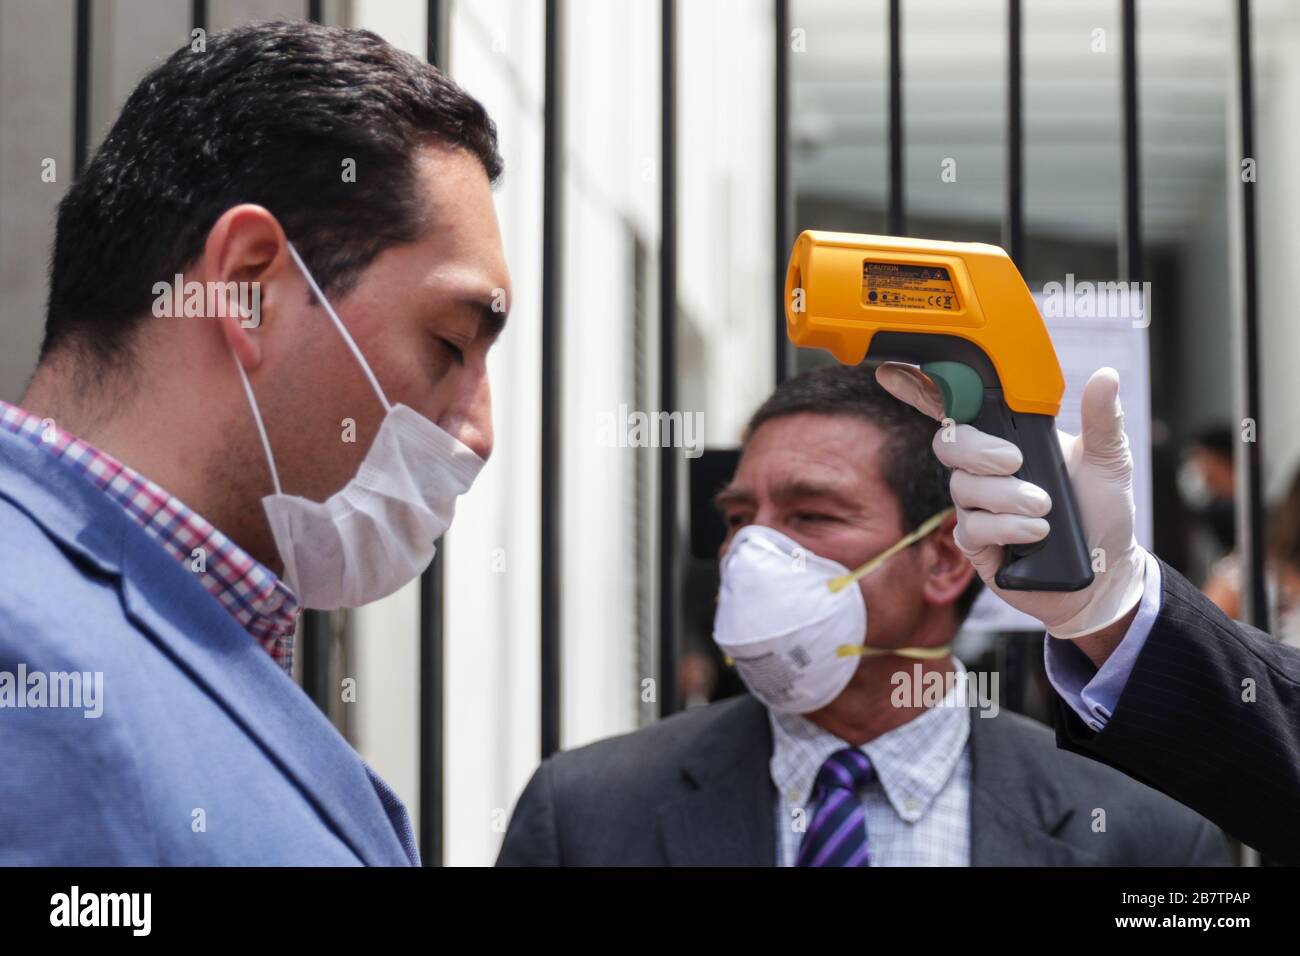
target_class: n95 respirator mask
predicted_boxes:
[712,510,955,714]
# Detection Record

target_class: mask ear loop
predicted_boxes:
[286,242,392,414]
[723,643,953,668]
[827,506,956,594]
[232,348,283,497]
[827,506,956,660]
[836,644,953,660]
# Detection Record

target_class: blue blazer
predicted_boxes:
[0,427,417,865]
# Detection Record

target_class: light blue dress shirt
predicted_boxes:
[769,658,973,866]
[1042,548,1163,732]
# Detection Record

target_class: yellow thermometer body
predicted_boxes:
[785,230,1093,593]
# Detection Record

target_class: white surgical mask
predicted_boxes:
[712,509,954,714]
[231,243,485,610]
[1176,459,1212,511]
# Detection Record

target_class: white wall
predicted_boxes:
[0,0,75,403]
[558,0,660,750]
[440,0,546,867]
[1254,3,1300,499]
[88,0,190,157]
[677,0,777,447]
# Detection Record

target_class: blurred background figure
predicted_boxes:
[1201,461,1300,649]
[1180,425,1238,586]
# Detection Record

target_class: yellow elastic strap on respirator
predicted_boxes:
[828,506,955,660]
[827,506,955,593]
[724,642,952,666]
[835,643,952,660]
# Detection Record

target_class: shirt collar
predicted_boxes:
[0,400,300,672]
[769,657,971,824]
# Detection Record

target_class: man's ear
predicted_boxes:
[921,512,976,608]
[202,204,291,372]
[217,308,261,371]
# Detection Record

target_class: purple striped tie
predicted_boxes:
[794,748,874,867]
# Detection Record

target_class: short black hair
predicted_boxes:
[1191,424,1235,461]
[43,19,502,370]
[745,361,983,622]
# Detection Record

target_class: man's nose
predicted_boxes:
[438,366,493,461]
[752,505,783,533]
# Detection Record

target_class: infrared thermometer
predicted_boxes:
[784,230,1093,592]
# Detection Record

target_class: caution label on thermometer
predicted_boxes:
[862,261,959,311]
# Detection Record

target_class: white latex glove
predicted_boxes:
[876,363,1146,640]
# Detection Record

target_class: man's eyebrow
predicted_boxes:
[768,479,859,510]
[713,485,754,511]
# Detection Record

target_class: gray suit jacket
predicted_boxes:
[497,694,1228,866]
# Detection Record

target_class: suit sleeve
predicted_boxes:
[495,759,562,866]
[1053,557,1300,863]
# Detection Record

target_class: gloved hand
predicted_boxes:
[876,363,1146,639]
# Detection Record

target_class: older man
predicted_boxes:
[497,363,1226,866]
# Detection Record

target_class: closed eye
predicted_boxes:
[792,512,831,523]
[440,338,465,364]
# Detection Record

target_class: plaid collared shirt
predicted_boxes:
[769,657,973,866]
[0,400,300,673]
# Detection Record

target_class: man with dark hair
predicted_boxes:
[497,363,1226,866]
[742,360,985,622]
[0,21,508,864]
